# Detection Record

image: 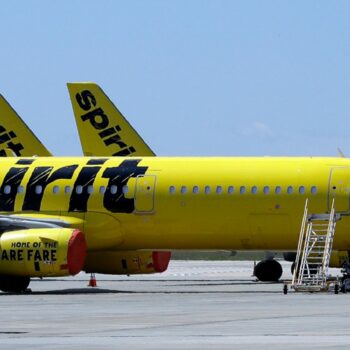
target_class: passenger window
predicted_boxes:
[169,186,176,194]
[205,186,211,194]
[299,186,305,194]
[65,186,71,194]
[193,186,199,194]
[17,185,24,194]
[251,186,258,194]
[87,185,94,194]
[110,185,118,194]
[122,185,129,194]
[4,185,11,194]
[181,186,187,194]
[216,186,223,194]
[76,185,83,194]
[263,186,269,194]
[311,186,317,195]
[228,186,234,194]
[35,185,43,194]
[275,186,281,194]
[287,186,293,194]
[53,185,59,194]
[240,186,246,194]
[99,186,106,194]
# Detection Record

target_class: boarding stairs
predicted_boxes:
[291,199,340,292]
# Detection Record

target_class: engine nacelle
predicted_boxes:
[0,228,86,277]
[84,251,171,275]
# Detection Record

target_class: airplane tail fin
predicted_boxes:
[67,82,155,157]
[0,94,52,157]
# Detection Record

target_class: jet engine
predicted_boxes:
[0,228,87,277]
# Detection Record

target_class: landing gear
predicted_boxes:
[254,259,283,282]
[340,263,350,293]
[0,275,30,293]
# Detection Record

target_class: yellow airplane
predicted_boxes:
[67,82,349,280]
[0,91,170,292]
[1,87,349,293]
[1,86,350,292]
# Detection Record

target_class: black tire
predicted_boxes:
[254,259,283,282]
[0,275,30,293]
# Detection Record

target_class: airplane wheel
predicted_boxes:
[0,275,30,293]
[254,259,283,282]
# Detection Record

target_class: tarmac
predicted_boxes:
[0,260,350,350]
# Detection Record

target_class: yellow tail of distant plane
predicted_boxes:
[67,82,155,157]
[0,95,52,157]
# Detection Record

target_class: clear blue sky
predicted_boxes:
[0,1,349,156]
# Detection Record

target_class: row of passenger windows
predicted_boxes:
[169,185,318,195]
[0,184,319,196]
[1,185,130,195]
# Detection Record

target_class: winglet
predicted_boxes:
[67,82,155,157]
[0,94,52,157]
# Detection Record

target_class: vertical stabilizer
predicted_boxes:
[67,82,155,157]
[0,95,52,157]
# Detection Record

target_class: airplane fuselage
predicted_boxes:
[1,156,350,253]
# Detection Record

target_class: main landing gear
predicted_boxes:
[253,259,283,282]
[0,275,30,293]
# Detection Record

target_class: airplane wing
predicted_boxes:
[0,95,52,157]
[0,213,84,231]
[67,82,155,157]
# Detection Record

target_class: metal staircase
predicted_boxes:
[291,199,339,292]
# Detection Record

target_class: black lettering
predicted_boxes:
[99,127,115,139]
[113,147,136,156]
[16,159,36,165]
[87,158,108,165]
[102,159,148,213]
[23,165,78,211]
[9,250,16,261]
[0,167,29,211]
[34,250,42,261]
[27,250,33,260]
[76,90,96,111]
[0,132,11,144]
[69,166,101,212]
[17,250,23,261]
[43,250,49,261]
[103,134,127,149]
[81,108,109,130]
[6,141,24,156]
[1,250,8,260]
[51,250,56,261]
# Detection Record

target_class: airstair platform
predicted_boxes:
[289,199,340,293]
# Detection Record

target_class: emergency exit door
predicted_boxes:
[134,175,156,213]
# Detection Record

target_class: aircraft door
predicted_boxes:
[134,175,156,213]
[328,167,350,213]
